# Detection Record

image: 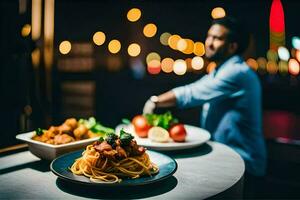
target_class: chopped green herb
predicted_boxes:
[98,137,104,142]
[121,118,131,125]
[145,111,178,130]
[35,128,44,136]
[119,129,134,146]
[105,133,118,145]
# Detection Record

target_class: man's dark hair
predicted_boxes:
[212,17,250,54]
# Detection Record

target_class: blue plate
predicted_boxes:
[50,150,177,186]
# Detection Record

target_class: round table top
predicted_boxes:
[0,141,245,199]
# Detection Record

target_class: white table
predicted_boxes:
[0,141,245,199]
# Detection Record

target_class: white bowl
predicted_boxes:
[16,131,99,160]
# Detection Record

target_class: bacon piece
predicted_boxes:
[94,141,112,152]
[116,146,127,158]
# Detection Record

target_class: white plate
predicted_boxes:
[115,124,211,151]
[16,131,100,160]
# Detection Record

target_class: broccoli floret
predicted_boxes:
[119,129,134,146]
[35,128,44,136]
[105,133,118,145]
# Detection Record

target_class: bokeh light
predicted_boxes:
[206,62,216,73]
[108,39,121,54]
[278,60,288,74]
[177,39,187,51]
[173,59,187,75]
[191,56,204,70]
[267,49,278,61]
[288,59,300,75]
[211,7,226,19]
[168,34,181,50]
[193,42,205,56]
[160,32,171,46]
[93,31,106,46]
[185,58,192,71]
[291,36,300,50]
[146,52,161,64]
[127,43,141,57]
[182,39,194,54]
[127,8,141,22]
[266,60,278,74]
[147,60,161,74]
[59,40,71,54]
[278,46,290,61]
[257,57,267,74]
[246,58,259,71]
[161,58,174,73]
[143,23,157,38]
[295,50,300,62]
[21,24,31,37]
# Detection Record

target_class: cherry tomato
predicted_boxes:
[168,124,187,142]
[132,115,151,138]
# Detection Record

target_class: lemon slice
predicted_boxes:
[148,126,170,143]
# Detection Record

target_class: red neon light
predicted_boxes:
[269,0,285,33]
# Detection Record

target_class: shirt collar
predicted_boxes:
[211,55,243,76]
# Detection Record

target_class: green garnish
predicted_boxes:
[121,118,131,125]
[145,111,178,130]
[105,133,118,145]
[35,128,44,136]
[79,117,114,135]
[119,129,134,146]
[98,137,104,142]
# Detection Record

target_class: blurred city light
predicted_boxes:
[59,40,71,54]
[182,39,194,54]
[267,49,278,61]
[108,39,121,54]
[191,56,204,70]
[266,60,278,74]
[143,23,157,38]
[292,36,300,50]
[193,42,205,56]
[173,59,187,75]
[288,59,300,75]
[206,62,216,73]
[127,8,141,22]
[146,52,161,64]
[127,43,141,57]
[168,34,181,50]
[161,58,174,73]
[147,59,161,74]
[211,7,226,19]
[160,32,171,46]
[295,50,300,62]
[177,39,187,51]
[278,46,290,61]
[93,31,106,46]
[246,58,259,71]
[21,24,31,37]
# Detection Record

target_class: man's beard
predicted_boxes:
[205,47,228,62]
[206,51,225,62]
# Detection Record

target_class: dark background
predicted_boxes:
[0,0,300,198]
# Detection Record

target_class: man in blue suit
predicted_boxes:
[143,17,266,197]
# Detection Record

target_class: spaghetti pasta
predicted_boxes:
[70,131,159,183]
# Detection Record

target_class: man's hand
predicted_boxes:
[143,96,158,114]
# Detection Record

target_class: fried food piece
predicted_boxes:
[58,123,72,135]
[73,124,88,140]
[64,118,78,130]
[54,134,75,145]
